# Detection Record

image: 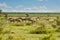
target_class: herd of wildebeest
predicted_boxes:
[0,14,60,30]
[0,16,59,32]
[0,16,59,23]
[7,16,58,23]
[6,17,56,24]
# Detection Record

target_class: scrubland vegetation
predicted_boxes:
[0,13,60,40]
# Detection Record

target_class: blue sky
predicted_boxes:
[0,0,60,12]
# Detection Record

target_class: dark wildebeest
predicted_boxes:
[29,19,36,24]
[26,17,36,23]
[15,18,22,22]
[21,17,36,23]
[45,18,50,21]
[8,18,15,22]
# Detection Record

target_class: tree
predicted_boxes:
[26,14,29,17]
[4,13,8,19]
[0,10,2,14]
[0,10,2,17]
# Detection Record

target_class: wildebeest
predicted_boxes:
[8,18,15,22]
[21,17,36,23]
[29,19,36,24]
[8,17,36,24]
[26,17,36,23]
[15,18,22,22]
[45,18,50,21]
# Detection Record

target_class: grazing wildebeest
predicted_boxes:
[26,17,36,23]
[15,18,22,22]
[21,17,30,21]
[36,17,40,21]
[21,17,36,23]
[45,18,54,21]
[29,19,36,24]
[22,18,26,21]
[45,18,50,21]
[18,17,22,19]
[8,18,15,22]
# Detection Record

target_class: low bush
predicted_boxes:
[11,22,25,26]
[56,27,60,32]
[56,19,60,25]
[52,24,57,28]
[26,22,32,26]
[30,22,55,34]
[42,36,56,40]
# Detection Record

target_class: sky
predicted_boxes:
[0,0,60,12]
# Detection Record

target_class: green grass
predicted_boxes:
[2,12,60,17]
[7,13,60,17]
[0,13,60,40]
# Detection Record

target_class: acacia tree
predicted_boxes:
[26,14,29,17]
[4,13,8,19]
[0,10,2,17]
[0,10,2,14]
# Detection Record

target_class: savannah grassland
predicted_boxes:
[0,12,60,40]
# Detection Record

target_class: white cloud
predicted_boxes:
[0,2,60,12]
[0,3,7,7]
[38,0,48,2]
[15,5,23,8]
[0,2,13,12]
[0,2,12,9]
[1,5,49,12]
[15,5,48,12]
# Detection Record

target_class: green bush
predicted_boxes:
[7,35,13,40]
[42,36,56,40]
[26,22,32,26]
[0,27,3,34]
[0,37,2,40]
[30,26,47,34]
[30,30,47,34]
[56,27,60,32]
[30,22,55,34]
[52,24,57,28]
[56,19,60,25]
[11,22,25,26]
[0,22,4,34]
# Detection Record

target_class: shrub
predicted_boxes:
[30,27,47,34]
[7,35,13,40]
[0,22,4,34]
[11,22,25,26]
[42,36,56,40]
[56,19,60,25]
[26,22,32,26]
[52,24,57,28]
[0,27,3,34]
[30,22,55,34]
[56,27,60,32]
[0,37,2,40]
